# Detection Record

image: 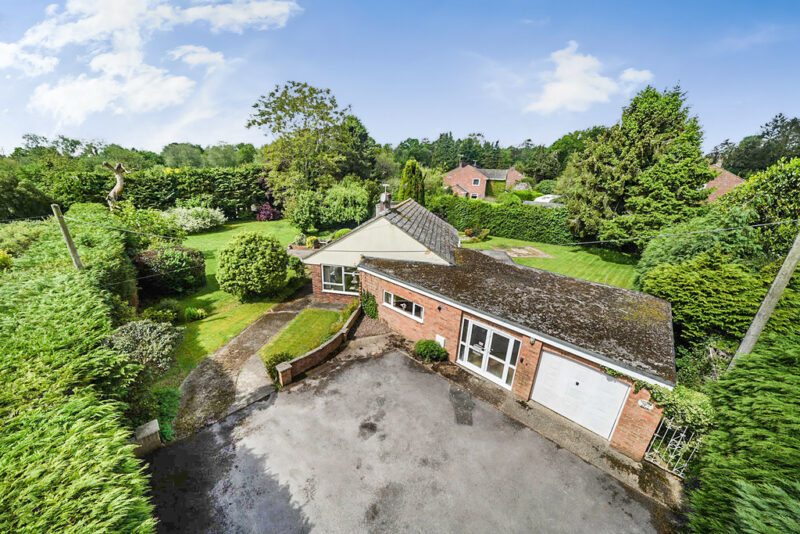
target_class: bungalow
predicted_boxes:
[444,162,527,199]
[304,196,675,461]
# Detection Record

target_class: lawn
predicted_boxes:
[157,219,327,386]
[259,308,343,360]
[462,235,638,289]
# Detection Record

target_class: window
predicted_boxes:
[322,265,359,294]
[472,178,480,186]
[382,290,424,322]
[470,193,478,199]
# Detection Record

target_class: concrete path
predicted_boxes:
[172,286,349,439]
[149,347,673,533]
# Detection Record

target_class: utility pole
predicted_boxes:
[51,204,83,271]
[729,230,800,369]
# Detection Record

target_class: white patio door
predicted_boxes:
[457,318,520,389]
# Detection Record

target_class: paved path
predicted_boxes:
[172,287,346,439]
[149,347,671,533]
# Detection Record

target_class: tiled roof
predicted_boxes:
[705,164,745,202]
[383,199,460,264]
[476,168,509,181]
[360,248,676,384]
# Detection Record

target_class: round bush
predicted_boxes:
[133,246,206,297]
[256,202,282,221]
[414,339,448,362]
[183,306,207,322]
[360,291,378,319]
[535,179,557,194]
[333,228,352,240]
[217,232,289,299]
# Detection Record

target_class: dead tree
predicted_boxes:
[103,161,128,208]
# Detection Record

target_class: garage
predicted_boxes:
[531,351,630,440]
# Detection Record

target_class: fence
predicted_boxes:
[644,417,701,478]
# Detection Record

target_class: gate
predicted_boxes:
[644,417,701,478]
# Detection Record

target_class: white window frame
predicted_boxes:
[382,290,424,323]
[472,178,480,186]
[457,317,520,390]
[321,264,360,295]
[470,193,479,199]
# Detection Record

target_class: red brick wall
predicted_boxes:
[443,165,488,199]
[505,167,526,190]
[309,264,360,304]
[360,270,662,461]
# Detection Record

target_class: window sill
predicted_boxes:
[382,302,424,323]
[322,288,360,296]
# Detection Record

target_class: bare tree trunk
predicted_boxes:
[103,161,128,208]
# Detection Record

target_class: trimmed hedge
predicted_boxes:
[485,179,506,198]
[428,195,571,244]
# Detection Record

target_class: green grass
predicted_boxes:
[155,219,327,387]
[462,235,638,289]
[259,308,342,361]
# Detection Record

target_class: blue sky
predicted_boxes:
[0,0,798,153]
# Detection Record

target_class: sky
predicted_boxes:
[0,0,798,154]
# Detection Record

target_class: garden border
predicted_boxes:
[276,304,362,386]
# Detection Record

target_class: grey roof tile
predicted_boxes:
[384,199,460,264]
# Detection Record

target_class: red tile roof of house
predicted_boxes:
[705,164,745,202]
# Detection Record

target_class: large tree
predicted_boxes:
[562,86,713,248]
[397,159,425,205]
[710,113,800,177]
[248,81,348,188]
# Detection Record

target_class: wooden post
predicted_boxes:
[729,230,800,369]
[51,204,83,271]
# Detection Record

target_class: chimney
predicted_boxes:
[378,190,392,215]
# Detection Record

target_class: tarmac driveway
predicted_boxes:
[148,350,667,533]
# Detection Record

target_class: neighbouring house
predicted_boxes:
[304,197,676,461]
[444,162,527,199]
[705,164,745,202]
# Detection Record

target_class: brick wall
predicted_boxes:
[443,165,488,199]
[505,167,526,190]
[360,269,662,461]
[309,264,360,304]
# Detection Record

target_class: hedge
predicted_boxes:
[124,164,269,217]
[0,205,159,531]
[428,195,572,244]
[689,335,800,533]
[484,179,506,198]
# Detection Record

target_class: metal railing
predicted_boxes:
[644,417,701,478]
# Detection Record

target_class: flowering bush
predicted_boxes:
[256,202,282,221]
[165,206,227,234]
[107,320,183,375]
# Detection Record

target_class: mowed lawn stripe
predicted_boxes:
[260,308,342,360]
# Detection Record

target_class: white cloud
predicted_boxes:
[1,0,301,124]
[524,41,653,114]
[520,17,549,27]
[713,24,788,54]
[169,45,226,72]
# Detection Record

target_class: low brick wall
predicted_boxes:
[277,305,362,387]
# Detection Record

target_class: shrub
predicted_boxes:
[361,291,378,319]
[141,307,177,324]
[217,232,289,299]
[333,228,351,240]
[321,182,370,227]
[463,228,474,237]
[183,306,207,322]
[0,249,11,271]
[263,351,293,383]
[152,387,181,441]
[306,236,318,248]
[107,319,182,376]
[428,195,571,244]
[133,246,206,297]
[256,201,282,221]
[111,201,185,252]
[0,219,46,255]
[485,179,506,198]
[689,335,800,533]
[414,339,449,362]
[286,190,322,232]
[288,255,306,279]
[535,179,557,194]
[497,192,522,205]
[166,206,226,234]
[292,233,307,246]
[649,385,713,432]
[511,189,542,202]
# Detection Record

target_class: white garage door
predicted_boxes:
[531,351,630,440]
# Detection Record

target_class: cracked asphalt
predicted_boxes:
[147,350,668,533]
